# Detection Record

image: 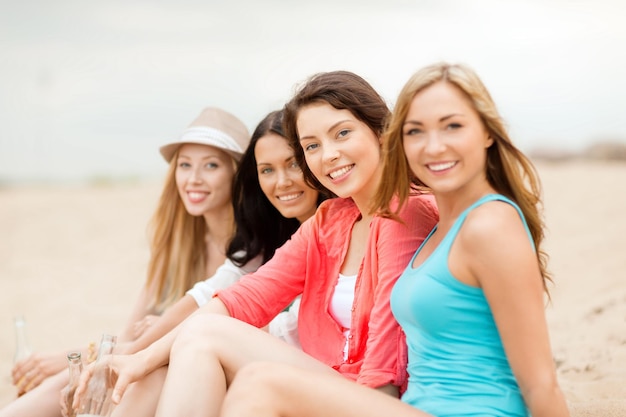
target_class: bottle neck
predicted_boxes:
[67,352,83,384]
[95,334,117,362]
[14,316,32,362]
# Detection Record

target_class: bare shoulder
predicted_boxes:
[458,200,531,256]
[457,200,539,290]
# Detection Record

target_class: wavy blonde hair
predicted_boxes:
[144,153,210,312]
[374,62,551,294]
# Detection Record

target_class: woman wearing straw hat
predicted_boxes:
[74,71,439,417]
[76,109,327,416]
[4,106,250,417]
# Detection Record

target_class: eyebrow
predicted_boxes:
[177,153,223,160]
[299,119,353,142]
[257,155,295,167]
[403,113,462,126]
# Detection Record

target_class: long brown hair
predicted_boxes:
[283,70,390,197]
[375,62,551,293]
[144,154,210,312]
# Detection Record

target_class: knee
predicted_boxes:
[171,313,235,356]
[223,362,285,412]
[234,362,281,389]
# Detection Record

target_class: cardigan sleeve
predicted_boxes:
[215,213,315,328]
[186,255,263,307]
[356,194,439,389]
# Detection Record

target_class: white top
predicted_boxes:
[186,253,301,347]
[186,255,262,306]
[329,273,357,360]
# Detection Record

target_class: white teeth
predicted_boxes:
[428,161,456,172]
[329,165,353,179]
[277,193,302,202]
[188,192,207,200]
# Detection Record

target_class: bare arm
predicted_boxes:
[118,284,155,343]
[117,295,198,355]
[74,297,231,408]
[118,257,256,354]
[460,202,569,417]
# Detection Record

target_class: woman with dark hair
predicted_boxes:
[75,71,438,417]
[107,110,321,361]
[58,109,321,417]
[227,110,324,270]
[217,63,569,417]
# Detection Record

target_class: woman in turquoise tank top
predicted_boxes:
[215,63,570,417]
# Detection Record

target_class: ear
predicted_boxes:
[485,135,494,148]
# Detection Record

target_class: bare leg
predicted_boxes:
[222,362,433,417]
[155,313,335,417]
[0,370,67,417]
[110,366,167,417]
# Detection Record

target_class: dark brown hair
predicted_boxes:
[283,71,390,196]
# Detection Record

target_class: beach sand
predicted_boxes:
[1,161,625,414]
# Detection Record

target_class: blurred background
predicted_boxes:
[2,2,626,412]
[1,0,625,184]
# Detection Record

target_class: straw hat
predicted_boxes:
[159,107,250,162]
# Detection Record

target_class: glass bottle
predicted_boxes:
[76,334,117,417]
[13,314,33,363]
[63,352,83,417]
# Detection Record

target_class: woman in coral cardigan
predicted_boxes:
[218,63,570,417]
[74,71,438,417]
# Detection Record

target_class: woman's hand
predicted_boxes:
[132,314,160,339]
[59,382,74,417]
[73,352,150,408]
[12,350,67,394]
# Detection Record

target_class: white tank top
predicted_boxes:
[329,273,357,360]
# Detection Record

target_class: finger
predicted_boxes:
[15,373,27,389]
[111,373,132,404]
[24,372,45,392]
[72,364,95,409]
[59,389,68,416]
[133,322,146,338]
[11,361,30,384]
[133,323,145,338]
[16,369,34,392]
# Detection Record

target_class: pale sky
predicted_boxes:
[1,0,625,183]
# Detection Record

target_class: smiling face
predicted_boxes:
[402,81,493,198]
[255,133,319,223]
[175,143,236,218]
[296,102,382,207]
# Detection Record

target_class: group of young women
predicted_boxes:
[4,62,569,417]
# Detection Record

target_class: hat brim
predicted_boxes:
[159,126,245,163]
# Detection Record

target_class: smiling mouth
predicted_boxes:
[427,161,456,172]
[328,165,354,180]
[187,191,208,202]
[277,192,303,202]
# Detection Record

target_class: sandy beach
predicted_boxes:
[1,161,625,415]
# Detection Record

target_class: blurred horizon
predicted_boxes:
[1,0,625,184]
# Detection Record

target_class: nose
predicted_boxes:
[188,166,203,184]
[277,169,293,189]
[424,132,446,155]
[322,141,340,164]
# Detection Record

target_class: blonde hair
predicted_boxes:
[144,154,209,312]
[375,62,551,293]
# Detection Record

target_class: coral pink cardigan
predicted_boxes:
[216,194,438,389]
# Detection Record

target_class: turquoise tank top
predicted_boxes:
[391,194,532,417]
